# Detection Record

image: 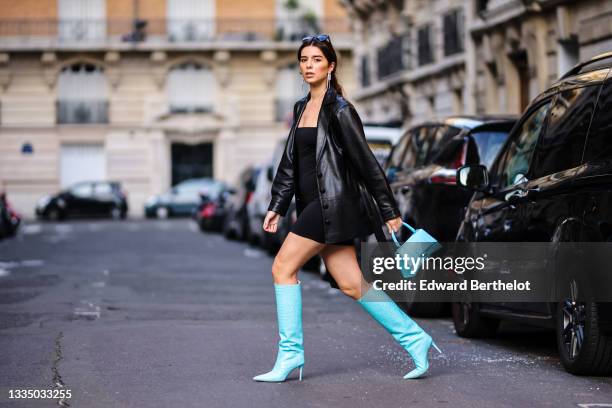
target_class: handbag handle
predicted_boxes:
[390,221,417,247]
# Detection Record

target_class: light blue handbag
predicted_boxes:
[390,221,442,278]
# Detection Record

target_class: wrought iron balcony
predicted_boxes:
[0,17,351,47]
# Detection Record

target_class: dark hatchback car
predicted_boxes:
[36,181,128,220]
[454,52,612,375]
[222,165,261,241]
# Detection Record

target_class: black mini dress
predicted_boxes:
[290,126,354,246]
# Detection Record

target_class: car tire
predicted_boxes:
[556,280,612,375]
[452,301,500,338]
[47,207,62,221]
[110,207,122,220]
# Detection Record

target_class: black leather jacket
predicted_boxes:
[267,86,401,243]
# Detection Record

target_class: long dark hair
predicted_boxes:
[297,36,346,98]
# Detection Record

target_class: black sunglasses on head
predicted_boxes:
[302,34,330,43]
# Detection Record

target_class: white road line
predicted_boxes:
[20,259,44,267]
[54,225,72,234]
[22,224,42,234]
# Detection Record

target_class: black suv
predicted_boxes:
[454,52,612,375]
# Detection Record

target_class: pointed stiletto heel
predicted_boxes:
[357,287,442,380]
[432,341,442,354]
[253,281,305,383]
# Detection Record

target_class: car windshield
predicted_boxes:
[470,131,510,169]
[174,179,215,195]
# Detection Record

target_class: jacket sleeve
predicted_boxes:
[334,104,401,222]
[267,103,298,217]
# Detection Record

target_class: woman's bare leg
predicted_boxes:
[272,232,326,284]
[319,244,371,299]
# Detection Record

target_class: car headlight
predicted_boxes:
[37,195,51,208]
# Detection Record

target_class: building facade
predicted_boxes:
[342,0,612,124]
[0,0,354,217]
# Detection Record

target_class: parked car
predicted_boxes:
[363,122,404,167]
[392,117,516,243]
[247,139,285,251]
[194,180,233,232]
[36,181,128,220]
[0,191,21,239]
[453,52,612,375]
[144,178,216,218]
[390,117,516,316]
[222,165,261,241]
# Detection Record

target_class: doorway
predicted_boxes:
[170,142,213,185]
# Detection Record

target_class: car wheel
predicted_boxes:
[156,207,169,219]
[47,208,61,221]
[556,279,612,375]
[452,301,500,338]
[110,207,122,220]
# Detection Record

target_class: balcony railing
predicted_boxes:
[0,17,351,47]
[169,103,213,114]
[57,100,108,124]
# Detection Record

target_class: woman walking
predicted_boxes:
[253,34,441,383]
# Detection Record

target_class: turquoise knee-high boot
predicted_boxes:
[253,280,304,382]
[357,286,442,379]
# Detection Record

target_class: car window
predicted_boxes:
[584,77,612,162]
[470,130,510,169]
[176,181,209,194]
[432,138,464,167]
[496,101,551,188]
[531,85,599,178]
[421,125,462,165]
[387,131,411,169]
[94,183,112,196]
[70,183,93,197]
[400,127,425,169]
[414,126,436,166]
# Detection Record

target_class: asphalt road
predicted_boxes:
[1,219,612,408]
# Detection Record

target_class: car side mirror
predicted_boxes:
[457,165,489,192]
[267,167,274,182]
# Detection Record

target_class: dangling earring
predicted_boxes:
[327,72,331,90]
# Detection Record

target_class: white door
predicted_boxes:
[60,144,106,188]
